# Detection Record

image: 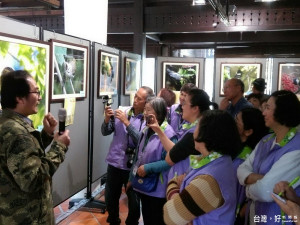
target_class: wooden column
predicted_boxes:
[133,0,146,58]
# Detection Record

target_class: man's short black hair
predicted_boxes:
[1,70,32,109]
[252,78,266,93]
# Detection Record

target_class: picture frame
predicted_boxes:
[0,32,50,130]
[220,63,261,96]
[278,63,300,94]
[98,50,119,97]
[124,57,140,95]
[50,39,88,101]
[162,62,199,91]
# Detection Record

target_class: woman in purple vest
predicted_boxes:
[237,90,300,225]
[163,110,241,225]
[167,83,197,137]
[151,89,217,181]
[129,97,177,225]
[233,107,269,224]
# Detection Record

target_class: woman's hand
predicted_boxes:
[273,181,300,205]
[137,165,147,177]
[272,195,300,224]
[245,173,264,185]
[148,114,162,135]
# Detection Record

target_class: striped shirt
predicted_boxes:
[163,174,224,225]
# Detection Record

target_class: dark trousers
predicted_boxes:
[138,192,166,225]
[105,164,140,225]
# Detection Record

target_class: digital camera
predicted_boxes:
[125,147,136,168]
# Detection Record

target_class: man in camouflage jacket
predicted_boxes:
[0,70,70,225]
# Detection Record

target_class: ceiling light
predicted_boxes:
[193,0,206,5]
[254,0,280,2]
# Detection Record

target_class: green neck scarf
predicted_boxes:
[264,127,297,147]
[182,119,198,130]
[237,145,252,160]
[190,152,223,169]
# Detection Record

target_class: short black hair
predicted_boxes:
[247,93,263,103]
[240,107,269,149]
[146,97,167,124]
[252,78,266,93]
[271,90,300,127]
[195,110,241,159]
[1,70,32,109]
[180,83,197,93]
[188,89,217,114]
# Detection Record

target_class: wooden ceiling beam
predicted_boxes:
[0,9,63,16]
[37,0,60,8]
[0,0,60,8]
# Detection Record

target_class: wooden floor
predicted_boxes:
[54,189,144,225]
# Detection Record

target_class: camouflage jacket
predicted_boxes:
[0,109,68,225]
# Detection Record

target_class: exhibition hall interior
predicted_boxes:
[1,0,300,224]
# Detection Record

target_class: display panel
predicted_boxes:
[220,63,261,96]
[162,62,199,91]
[278,63,300,94]
[0,32,50,130]
[50,39,88,101]
[124,57,140,95]
[98,50,119,97]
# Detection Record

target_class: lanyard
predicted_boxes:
[190,152,223,169]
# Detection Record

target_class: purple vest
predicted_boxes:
[134,124,176,198]
[168,104,189,137]
[251,132,300,225]
[106,107,145,170]
[167,126,196,181]
[181,156,237,225]
[233,157,247,212]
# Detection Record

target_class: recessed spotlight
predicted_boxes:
[254,0,280,2]
[193,0,206,5]
[212,22,219,27]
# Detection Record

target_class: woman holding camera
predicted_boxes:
[128,97,177,225]
[150,88,217,180]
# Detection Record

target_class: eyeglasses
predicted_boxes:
[29,91,41,97]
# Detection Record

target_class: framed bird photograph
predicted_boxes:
[220,63,261,96]
[162,62,199,91]
[98,50,119,97]
[278,63,300,94]
[124,57,140,95]
[0,32,50,130]
[50,39,88,102]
